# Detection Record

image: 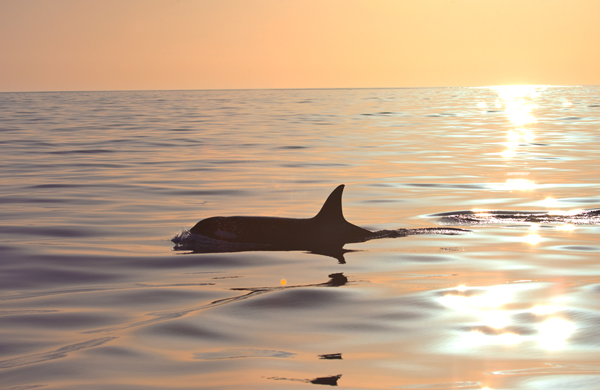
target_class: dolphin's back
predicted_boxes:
[190,215,313,246]
[189,184,375,249]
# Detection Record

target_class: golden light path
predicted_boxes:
[453,85,581,389]
[490,87,578,237]
[492,85,540,159]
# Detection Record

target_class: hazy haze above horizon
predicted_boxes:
[1,0,599,92]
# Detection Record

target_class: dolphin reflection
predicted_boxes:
[267,374,342,387]
[173,184,468,263]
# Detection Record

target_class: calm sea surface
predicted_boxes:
[1,86,600,389]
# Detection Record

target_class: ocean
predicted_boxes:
[1,86,600,389]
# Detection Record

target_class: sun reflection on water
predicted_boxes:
[502,178,536,191]
[548,209,584,216]
[439,286,513,331]
[523,233,542,245]
[470,208,491,215]
[465,330,485,346]
[482,310,511,329]
[539,199,579,232]
[498,332,520,345]
[538,318,575,350]
[440,285,575,351]
[556,224,576,231]
[491,85,540,158]
[531,304,560,316]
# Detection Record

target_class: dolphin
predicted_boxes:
[174,184,468,262]
[189,184,375,250]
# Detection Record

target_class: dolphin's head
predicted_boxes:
[190,217,238,240]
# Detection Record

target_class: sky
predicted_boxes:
[1,0,599,92]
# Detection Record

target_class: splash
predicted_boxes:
[171,229,268,252]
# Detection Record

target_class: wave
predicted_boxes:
[432,208,600,226]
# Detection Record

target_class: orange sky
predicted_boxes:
[1,0,599,92]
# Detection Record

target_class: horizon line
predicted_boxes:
[0,84,592,94]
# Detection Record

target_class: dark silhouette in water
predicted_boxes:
[319,353,342,360]
[190,184,374,249]
[173,184,467,263]
[310,375,342,386]
[267,374,342,387]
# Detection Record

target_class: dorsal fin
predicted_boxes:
[314,184,346,222]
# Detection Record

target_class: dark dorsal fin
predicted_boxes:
[314,184,346,222]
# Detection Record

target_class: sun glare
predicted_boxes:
[548,209,584,216]
[541,197,557,207]
[501,149,516,158]
[443,285,576,351]
[529,224,539,231]
[523,233,542,245]
[531,305,560,316]
[556,224,576,231]
[538,318,575,350]
[494,86,540,159]
[465,330,486,346]
[482,310,511,329]
[503,178,536,191]
[499,332,521,345]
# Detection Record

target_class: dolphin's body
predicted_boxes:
[190,184,376,250]
[176,184,467,262]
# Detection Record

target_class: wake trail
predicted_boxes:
[433,208,600,226]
